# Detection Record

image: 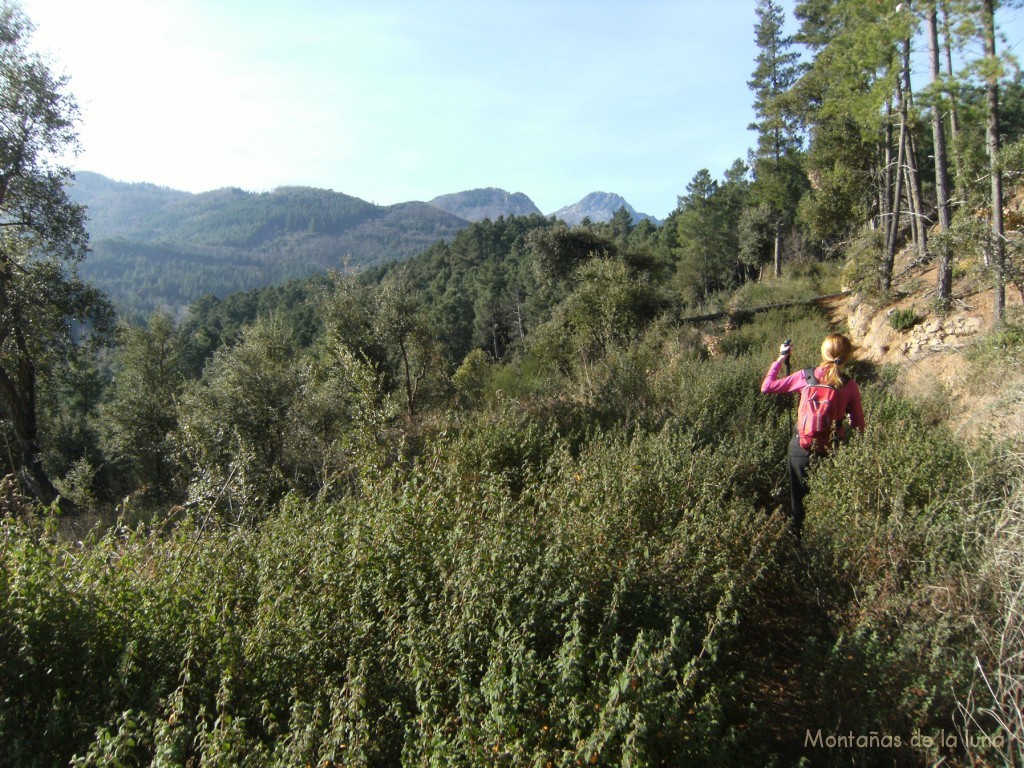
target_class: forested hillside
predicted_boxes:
[2,0,1024,766]
[70,174,665,322]
[69,173,473,319]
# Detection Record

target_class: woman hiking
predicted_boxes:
[761,333,865,538]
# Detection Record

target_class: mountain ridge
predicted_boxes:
[69,172,472,318]
[68,172,660,318]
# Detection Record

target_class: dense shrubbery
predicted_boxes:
[3,289,1022,765]
[723,264,841,311]
[5,187,1024,767]
[1,425,792,766]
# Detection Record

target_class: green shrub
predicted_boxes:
[888,307,921,332]
[841,229,887,299]
[0,419,797,766]
[451,347,491,407]
[727,263,842,311]
[967,312,1024,368]
[799,391,982,752]
[956,456,1024,767]
[717,305,832,361]
[175,323,387,515]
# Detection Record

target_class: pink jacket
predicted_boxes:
[761,358,866,433]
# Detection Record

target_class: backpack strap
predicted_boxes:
[803,367,846,390]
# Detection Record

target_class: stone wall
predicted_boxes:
[899,314,984,356]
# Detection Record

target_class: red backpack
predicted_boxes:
[797,368,843,453]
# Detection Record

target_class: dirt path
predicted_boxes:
[735,551,834,763]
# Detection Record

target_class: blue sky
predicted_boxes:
[18,0,1024,220]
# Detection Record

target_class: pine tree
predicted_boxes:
[100,313,184,502]
[982,0,1006,322]
[793,0,919,291]
[748,0,806,277]
[673,169,735,304]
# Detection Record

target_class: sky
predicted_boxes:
[16,0,1024,221]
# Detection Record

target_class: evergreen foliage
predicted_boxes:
[0,5,115,506]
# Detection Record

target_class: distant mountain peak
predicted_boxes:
[429,188,542,222]
[550,192,659,226]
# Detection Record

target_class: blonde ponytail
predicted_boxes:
[819,334,854,387]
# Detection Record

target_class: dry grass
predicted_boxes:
[957,454,1024,766]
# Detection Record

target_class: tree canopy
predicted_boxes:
[0,4,112,505]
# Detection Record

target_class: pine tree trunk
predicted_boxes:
[983,0,1006,322]
[902,40,928,261]
[773,225,781,278]
[929,7,954,302]
[941,1,964,186]
[0,267,61,508]
[514,288,526,340]
[399,339,416,420]
[905,130,927,259]
[882,91,907,294]
[881,102,894,232]
[883,130,904,294]
[0,360,60,507]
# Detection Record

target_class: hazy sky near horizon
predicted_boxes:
[17,0,1024,219]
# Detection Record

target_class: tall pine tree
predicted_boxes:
[748,0,806,277]
[982,0,1007,321]
[673,169,736,304]
[793,0,918,290]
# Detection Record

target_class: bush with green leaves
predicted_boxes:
[726,264,841,311]
[888,307,921,332]
[451,347,492,407]
[174,319,387,515]
[966,309,1024,369]
[174,318,303,513]
[716,305,831,362]
[4,297,1023,767]
[99,313,187,505]
[1,418,798,767]
[797,389,996,754]
[840,229,887,298]
[956,454,1024,767]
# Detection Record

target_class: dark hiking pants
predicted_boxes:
[788,434,814,539]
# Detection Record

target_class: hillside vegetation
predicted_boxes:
[5,223,1024,765]
[70,174,666,323]
[3,0,1024,766]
